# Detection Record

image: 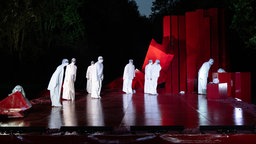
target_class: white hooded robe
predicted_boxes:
[151,61,161,95]
[86,63,94,93]
[122,61,135,94]
[63,62,77,100]
[91,58,104,98]
[144,60,153,94]
[198,59,214,94]
[47,59,68,106]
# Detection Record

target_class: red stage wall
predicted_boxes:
[107,8,235,100]
[162,8,226,94]
[186,9,211,92]
[106,8,252,103]
[170,16,179,93]
[141,8,227,95]
[177,16,187,92]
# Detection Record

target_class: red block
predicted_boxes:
[212,72,232,97]
[207,83,227,99]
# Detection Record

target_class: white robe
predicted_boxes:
[63,62,77,101]
[151,63,161,95]
[91,61,104,98]
[47,63,67,106]
[122,62,135,94]
[144,62,153,94]
[198,60,213,94]
[48,107,62,129]
[86,64,94,93]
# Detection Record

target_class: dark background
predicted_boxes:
[0,0,256,104]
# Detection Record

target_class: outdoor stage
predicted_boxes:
[0,88,256,143]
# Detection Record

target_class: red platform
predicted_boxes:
[211,72,251,103]
[212,72,233,97]
[207,83,227,99]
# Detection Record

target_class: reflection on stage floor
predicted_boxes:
[1,89,256,144]
[1,88,256,130]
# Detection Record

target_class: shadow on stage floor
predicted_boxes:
[1,88,256,143]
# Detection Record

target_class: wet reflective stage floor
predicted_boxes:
[1,88,256,143]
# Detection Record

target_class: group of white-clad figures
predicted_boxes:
[143,59,162,95]
[7,54,220,108]
[86,58,162,97]
[47,56,163,107]
[47,56,104,107]
[47,58,78,107]
[45,52,226,107]
[85,56,104,99]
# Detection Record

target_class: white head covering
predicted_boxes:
[209,58,214,65]
[11,85,26,97]
[217,68,225,73]
[62,59,69,64]
[97,56,103,63]
[71,58,76,63]
[98,56,103,60]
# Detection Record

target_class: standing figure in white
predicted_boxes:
[47,59,69,107]
[151,59,161,95]
[122,59,136,94]
[86,61,95,94]
[91,56,104,99]
[63,58,77,101]
[198,58,214,94]
[144,59,153,94]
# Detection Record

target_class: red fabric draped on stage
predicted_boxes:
[0,91,32,118]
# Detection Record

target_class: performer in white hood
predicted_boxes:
[144,59,153,94]
[122,59,135,94]
[151,59,161,95]
[91,56,104,98]
[198,58,214,94]
[48,59,69,107]
[86,61,95,94]
[63,58,77,101]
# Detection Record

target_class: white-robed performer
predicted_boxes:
[144,59,153,94]
[62,58,77,101]
[47,59,69,107]
[86,61,94,94]
[198,58,214,94]
[11,85,26,98]
[10,85,32,108]
[122,59,135,94]
[91,56,104,99]
[151,59,162,95]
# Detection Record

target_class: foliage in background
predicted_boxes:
[0,0,152,95]
[0,0,86,63]
[228,0,256,51]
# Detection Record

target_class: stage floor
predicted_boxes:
[1,88,256,143]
